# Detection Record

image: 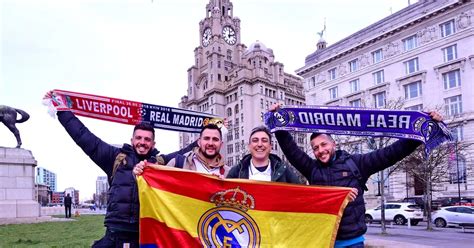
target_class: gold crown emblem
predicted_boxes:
[210,187,255,212]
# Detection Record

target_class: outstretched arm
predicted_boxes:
[269,103,316,179]
[57,111,118,176]
[275,130,315,180]
[357,111,443,178]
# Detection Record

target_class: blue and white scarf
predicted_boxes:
[264,105,453,156]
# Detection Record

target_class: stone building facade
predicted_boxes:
[179,0,307,165]
[296,0,473,207]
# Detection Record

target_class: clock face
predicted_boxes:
[222,26,236,45]
[202,27,211,47]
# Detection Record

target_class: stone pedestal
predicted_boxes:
[0,147,40,221]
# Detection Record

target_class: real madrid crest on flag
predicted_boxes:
[197,187,261,247]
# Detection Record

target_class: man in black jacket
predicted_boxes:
[55,110,195,248]
[227,126,305,184]
[270,104,442,247]
[64,193,72,218]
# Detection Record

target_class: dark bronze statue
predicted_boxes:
[0,105,30,148]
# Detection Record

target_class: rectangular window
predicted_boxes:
[349,79,360,93]
[373,70,384,84]
[405,104,423,111]
[404,58,419,74]
[374,92,386,108]
[440,19,456,37]
[443,69,461,89]
[444,95,462,116]
[449,158,466,184]
[349,59,359,72]
[329,86,338,99]
[350,99,362,107]
[234,127,239,139]
[310,76,316,88]
[442,44,457,62]
[235,143,240,153]
[372,49,383,63]
[328,68,337,80]
[404,81,422,99]
[403,35,417,51]
[227,144,234,154]
[227,157,233,167]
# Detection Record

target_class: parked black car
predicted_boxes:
[400,196,442,211]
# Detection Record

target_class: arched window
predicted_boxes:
[235,104,239,114]
[227,107,232,117]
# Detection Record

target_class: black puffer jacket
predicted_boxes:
[275,130,421,240]
[58,111,194,232]
[226,153,306,184]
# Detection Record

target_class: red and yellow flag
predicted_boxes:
[138,166,351,247]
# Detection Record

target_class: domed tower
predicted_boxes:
[316,22,327,50]
[317,37,327,50]
[180,0,307,166]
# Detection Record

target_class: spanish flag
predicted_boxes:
[138,166,351,247]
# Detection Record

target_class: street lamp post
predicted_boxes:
[455,138,461,203]
[405,170,409,199]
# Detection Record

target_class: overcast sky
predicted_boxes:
[1,0,414,200]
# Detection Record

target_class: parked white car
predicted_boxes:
[365,202,423,225]
[432,206,474,227]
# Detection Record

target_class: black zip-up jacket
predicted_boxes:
[58,111,195,232]
[227,153,306,184]
[275,130,421,240]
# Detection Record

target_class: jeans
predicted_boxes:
[64,205,72,218]
[92,229,139,248]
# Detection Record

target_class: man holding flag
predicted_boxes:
[44,91,197,248]
[268,103,445,247]
[133,123,230,177]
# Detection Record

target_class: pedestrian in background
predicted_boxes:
[64,193,72,218]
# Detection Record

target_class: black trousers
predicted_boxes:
[92,229,139,248]
[64,205,72,218]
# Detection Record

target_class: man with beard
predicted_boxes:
[134,124,230,177]
[51,107,196,248]
[269,104,443,248]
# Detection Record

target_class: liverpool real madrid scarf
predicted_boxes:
[44,89,224,133]
[263,105,453,156]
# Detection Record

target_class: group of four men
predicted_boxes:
[53,98,442,248]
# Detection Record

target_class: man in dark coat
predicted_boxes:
[64,193,72,218]
[227,126,306,184]
[55,110,196,248]
[270,104,442,247]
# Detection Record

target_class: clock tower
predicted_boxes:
[180,0,307,167]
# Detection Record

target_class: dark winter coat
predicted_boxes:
[64,195,72,206]
[58,111,195,232]
[275,130,421,240]
[226,153,306,184]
